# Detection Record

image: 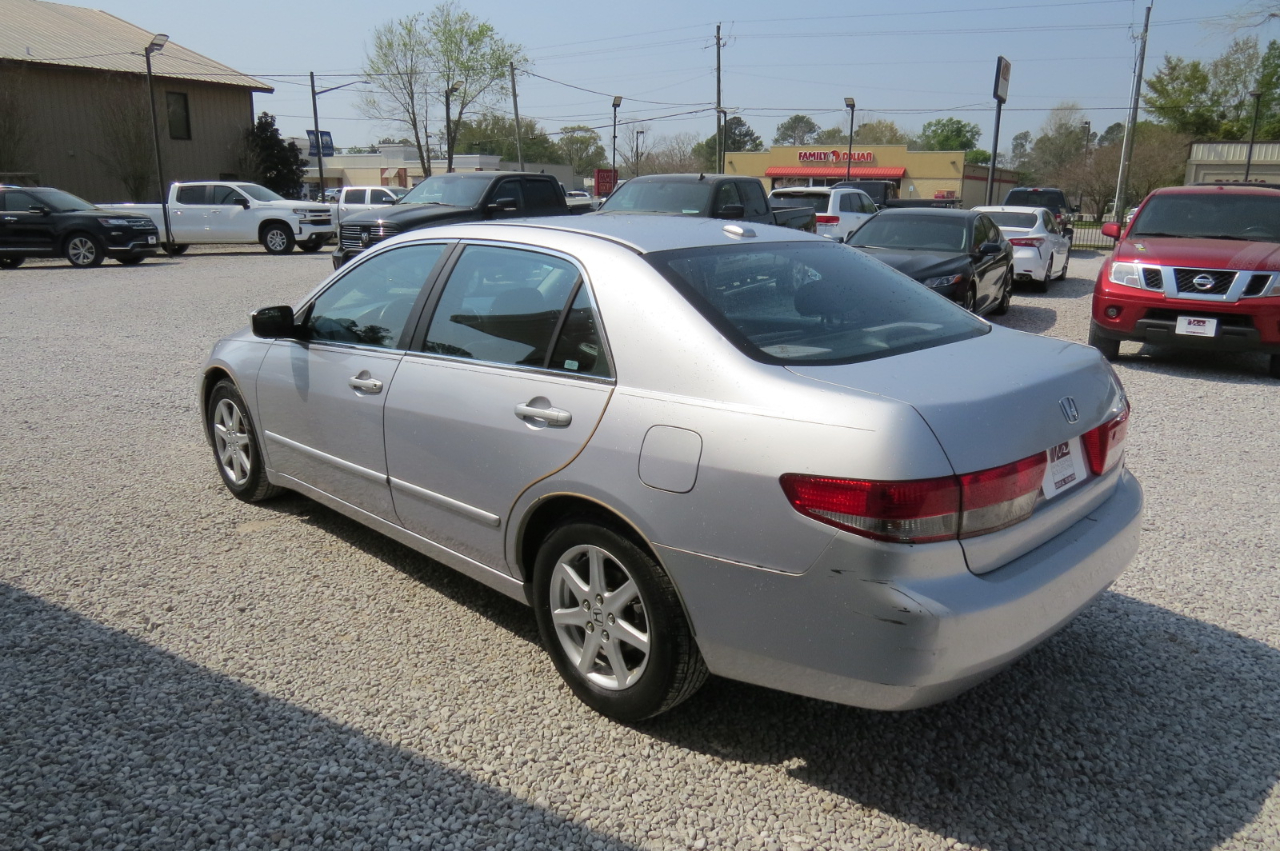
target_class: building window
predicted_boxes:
[166,92,191,140]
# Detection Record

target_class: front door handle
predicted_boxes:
[349,374,383,393]
[515,402,571,427]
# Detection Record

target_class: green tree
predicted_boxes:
[242,112,307,198]
[692,116,763,170]
[1096,122,1126,147]
[773,114,819,146]
[424,1,525,172]
[1024,102,1091,184]
[917,117,982,151]
[812,126,849,145]
[557,126,607,175]
[853,119,912,145]
[360,13,436,179]
[1143,36,1280,140]
[455,112,562,165]
[965,149,991,165]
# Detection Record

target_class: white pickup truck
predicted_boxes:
[329,185,407,226]
[100,182,334,255]
[767,186,878,241]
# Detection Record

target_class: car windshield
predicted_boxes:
[846,215,970,251]
[646,240,987,366]
[1005,190,1065,211]
[401,175,490,207]
[986,211,1038,229]
[598,180,711,215]
[31,189,96,212]
[388,186,409,199]
[240,185,286,202]
[769,193,828,212]
[1130,192,1280,241]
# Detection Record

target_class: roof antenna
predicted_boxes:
[699,173,705,181]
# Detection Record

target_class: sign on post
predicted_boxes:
[306,130,335,158]
[594,168,618,198]
[993,56,1012,105]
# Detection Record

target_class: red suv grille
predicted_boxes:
[1174,268,1234,295]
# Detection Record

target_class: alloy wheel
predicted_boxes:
[68,237,98,266]
[265,229,288,252]
[212,398,253,487]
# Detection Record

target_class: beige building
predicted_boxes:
[725,145,1020,208]
[1184,141,1280,185]
[0,0,270,202]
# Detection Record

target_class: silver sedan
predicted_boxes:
[201,215,1143,722]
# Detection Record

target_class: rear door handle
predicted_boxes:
[1,216,16,223]
[349,374,383,393]
[515,403,571,427]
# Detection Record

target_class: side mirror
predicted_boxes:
[1101,222,1122,240]
[717,203,746,220]
[1072,205,1081,213]
[978,242,1003,256]
[236,197,251,209]
[251,305,297,338]
[486,197,519,214]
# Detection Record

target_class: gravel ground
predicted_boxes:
[1,245,1277,851]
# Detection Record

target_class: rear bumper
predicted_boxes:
[1012,247,1049,281]
[658,467,1143,710]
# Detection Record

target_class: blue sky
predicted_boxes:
[77,0,1276,153]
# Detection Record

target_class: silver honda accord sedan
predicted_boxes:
[201,215,1143,722]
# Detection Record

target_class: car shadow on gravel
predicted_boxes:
[992,305,1059,335]
[642,592,1280,851]
[0,581,637,849]
[1115,346,1274,383]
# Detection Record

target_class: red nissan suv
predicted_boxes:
[1089,184,1280,379]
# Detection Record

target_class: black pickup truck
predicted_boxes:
[333,172,578,268]
[595,174,816,232]
[0,185,158,268]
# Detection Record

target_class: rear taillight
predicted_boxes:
[1081,400,1130,476]
[781,450,1048,545]
[1009,237,1045,248]
[815,215,840,225]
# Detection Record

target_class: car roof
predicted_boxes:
[973,205,1050,214]
[1147,183,1280,198]
[391,213,830,255]
[1006,187,1066,193]
[873,207,979,219]
[621,174,736,185]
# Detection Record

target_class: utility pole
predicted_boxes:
[510,62,524,172]
[1114,4,1152,223]
[715,23,724,173]
[310,72,324,197]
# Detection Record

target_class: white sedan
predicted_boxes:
[975,205,1071,292]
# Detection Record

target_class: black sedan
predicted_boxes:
[844,208,1013,316]
[0,186,158,268]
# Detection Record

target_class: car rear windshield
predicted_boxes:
[986,211,1038,229]
[598,181,711,215]
[401,175,490,208]
[1130,192,1280,241]
[645,240,987,366]
[769,193,828,212]
[846,215,969,251]
[1005,190,1066,210]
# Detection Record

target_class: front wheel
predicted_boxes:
[533,522,707,722]
[960,284,977,313]
[990,269,1012,316]
[65,233,105,267]
[207,379,281,502]
[261,224,296,255]
[1087,323,1121,361]
[0,256,24,269]
[1269,354,1280,380]
[163,243,189,256]
[117,255,146,266]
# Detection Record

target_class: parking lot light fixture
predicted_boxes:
[612,96,622,183]
[143,33,172,248]
[844,97,856,181]
[445,81,462,173]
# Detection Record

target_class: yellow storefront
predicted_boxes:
[725,145,1020,209]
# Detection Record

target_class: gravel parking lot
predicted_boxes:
[2,245,1277,851]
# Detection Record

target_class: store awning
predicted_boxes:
[764,167,907,179]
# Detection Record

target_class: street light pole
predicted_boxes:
[1245,90,1263,182]
[309,76,367,198]
[143,33,172,250]
[612,96,622,183]
[844,97,856,182]
[444,81,461,173]
[634,129,645,177]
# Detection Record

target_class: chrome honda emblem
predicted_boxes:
[1192,273,1215,291]
[1060,397,1079,424]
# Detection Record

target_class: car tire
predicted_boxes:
[117,255,146,266]
[961,284,977,312]
[298,237,326,253]
[1270,354,1280,380]
[207,379,282,503]
[1088,323,1121,361]
[990,269,1013,316]
[163,243,189,256]
[0,256,24,269]
[65,233,105,268]
[261,224,296,255]
[1055,252,1070,281]
[532,521,707,722]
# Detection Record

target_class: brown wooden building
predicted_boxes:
[0,0,271,202]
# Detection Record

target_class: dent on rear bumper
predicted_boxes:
[659,468,1143,711]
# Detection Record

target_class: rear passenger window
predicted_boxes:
[176,186,207,205]
[422,245,585,369]
[549,286,611,377]
[523,180,561,212]
[741,181,769,218]
[839,194,856,213]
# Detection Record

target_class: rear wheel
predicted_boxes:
[1269,354,1280,379]
[533,522,707,722]
[207,379,281,502]
[0,256,24,269]
[261,224,295,255]
[65,233,105,267]
[1055,251,1070,280]
[1088,323,1121,361]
